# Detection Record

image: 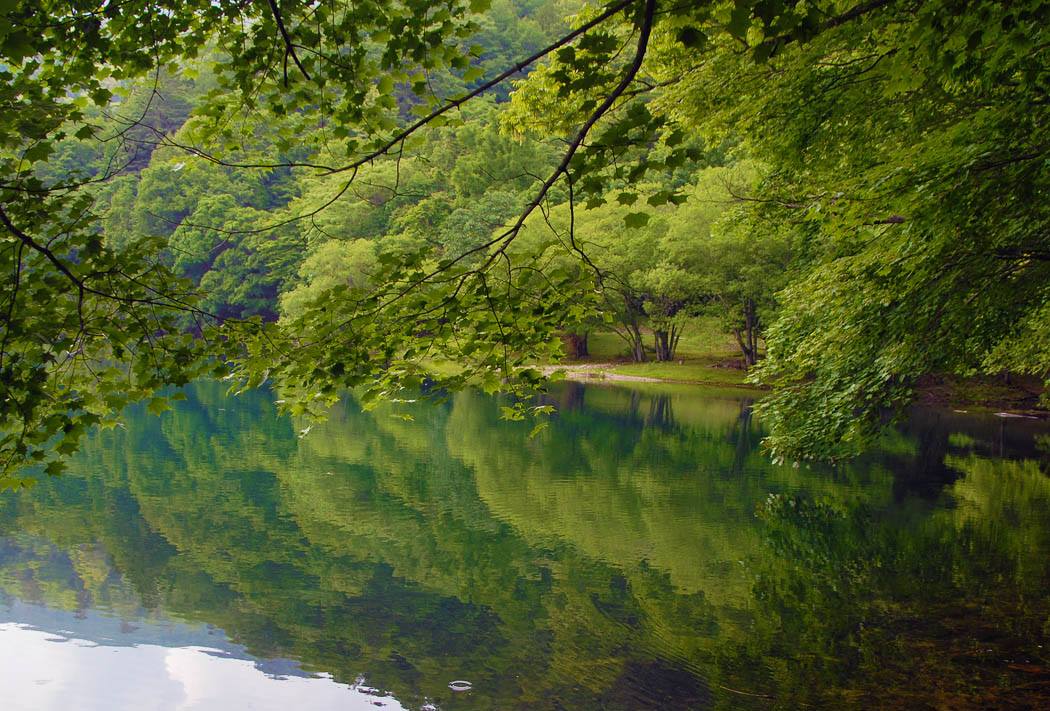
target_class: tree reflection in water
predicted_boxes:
[0,381,1047,709]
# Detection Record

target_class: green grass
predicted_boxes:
[583,331,632,360]
[671,317,742,361]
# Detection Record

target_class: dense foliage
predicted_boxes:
[1,0,1048,479]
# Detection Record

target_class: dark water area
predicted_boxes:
[0,381,1048,709]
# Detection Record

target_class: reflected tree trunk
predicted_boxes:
[646,395,674,428]
[730,399,755,474]
[557,381,586,412]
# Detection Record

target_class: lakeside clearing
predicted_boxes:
[548,319,762,390]
[550,320,1045,416]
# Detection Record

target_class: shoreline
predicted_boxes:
[540,361,764,390]
[541,362,1047,417]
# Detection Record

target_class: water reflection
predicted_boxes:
[0,611,402,711]
[0,381,1048,709]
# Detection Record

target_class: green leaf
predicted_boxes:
[728,2,753,38]
[676,27,707,49]
[147,397,171,416]
[23,142,53,163]
[624,212,651,229]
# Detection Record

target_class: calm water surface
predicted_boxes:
[1,381,1048,709]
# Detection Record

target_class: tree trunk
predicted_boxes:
[653,329,674,361]
[628,322,647,362]
[653,326,680,362]
[560,331,589,359]
[735,299,759,368]
[746,299,759,366]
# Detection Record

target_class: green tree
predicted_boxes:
[646,1,1050,459]
[664,166,793,367]
[280,240,379,321]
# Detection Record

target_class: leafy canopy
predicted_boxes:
[1,0,1048,480]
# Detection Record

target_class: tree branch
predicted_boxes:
[0,204,209,313]
[485,0,657,261]
[263,0,312,85]
[322,0,642,176]
[164,0,644,238]
[822,0,895,31]
[312,0,657,334]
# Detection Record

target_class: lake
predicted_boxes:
[0,381,1048,709]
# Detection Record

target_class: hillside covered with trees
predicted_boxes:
[1,0,1048,482]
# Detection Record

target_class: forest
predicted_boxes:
[1,0,1048,483]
